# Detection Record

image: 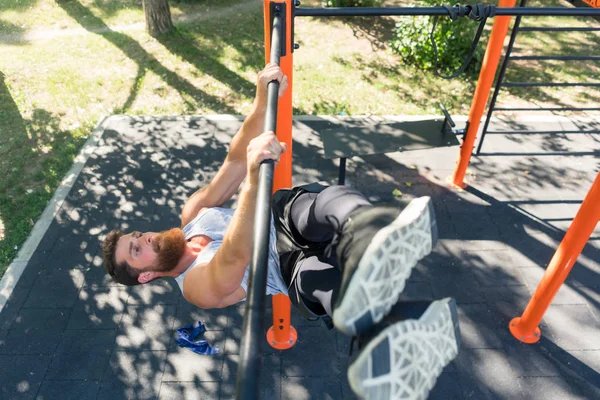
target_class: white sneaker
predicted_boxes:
[347,298,461,400]
[333,197,438,336]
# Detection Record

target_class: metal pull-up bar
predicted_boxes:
[235,6,284,400]
[294,5,600,17]
[236,1,296,398]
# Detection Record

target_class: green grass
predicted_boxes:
[0,0,599,277]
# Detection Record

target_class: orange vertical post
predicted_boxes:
[264,0,297,350]
[510,171,600,343]
[450,0,517,188]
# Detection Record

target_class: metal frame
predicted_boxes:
[235,2,600,397]
[476,0,600,154]
[294,6,600,17]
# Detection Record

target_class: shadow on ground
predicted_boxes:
[0,115,599,399]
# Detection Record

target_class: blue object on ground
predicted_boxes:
[175,321,220,355]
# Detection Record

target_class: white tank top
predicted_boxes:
[174,207,288,299]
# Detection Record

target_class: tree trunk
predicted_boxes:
[143,0,173,37]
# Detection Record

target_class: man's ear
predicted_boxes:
[138,271,159,284]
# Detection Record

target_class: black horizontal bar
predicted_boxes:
[519,26,600,32]
[503,82,600,87]
[506,200,584,205]
[485,130,600,135]
[510,55,600,61]
[478,151,600,156]
[494,107,600,111]
[295,7,600,17]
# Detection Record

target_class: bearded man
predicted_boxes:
[102,63,461,400]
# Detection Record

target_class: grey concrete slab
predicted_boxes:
[159,382,221,400]
[516,377,585,400]
[46,352,112,380]
[543,305,600,351]
[127,279,180,306]
[55,329,117,355]
[116,305,177,351]
[66,286,129,330]
[281,376,344,400]
[36,380,102,400]
[455,348,524,399]
[0,286,30,341]
[22,267,85,309]
[162,342,225,382]
[319,118,457,159]
[99,350,168,400]
[220,354,282,400]
[429,372,464,400]
[282,326,342,377]
[0,308,70,354]
[458,304,509,350]
[2,114,600,399]
[0,355,52,400]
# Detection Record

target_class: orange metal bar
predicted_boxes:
[510,171,600,343]
[450,0,517,188]
[264,0,297,350]
[581,0,599,8]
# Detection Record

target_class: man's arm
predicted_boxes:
[180,64,288,227]
[183,132,287,308]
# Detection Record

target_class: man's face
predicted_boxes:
[115,228,187,275]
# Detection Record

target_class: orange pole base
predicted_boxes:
[266,325,298,350]
[509,171,600,344]
[446,175,467,190]
[267,294,297,350]
[509,317,541,344]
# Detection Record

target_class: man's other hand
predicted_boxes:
[256,63,289,104]
[246,131,287,184]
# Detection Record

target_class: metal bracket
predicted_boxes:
[439,102,467,139]
[270,2,287,57]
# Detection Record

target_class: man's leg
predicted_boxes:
[287,186,368,318]
[293,254,341,317]
[290,185,371,244]
[290,185,439,336]
[290,186,460,400]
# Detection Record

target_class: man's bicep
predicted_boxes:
[182,264,223,309]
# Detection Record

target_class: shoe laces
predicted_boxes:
[348,336,357,359]
[324,215,343,259]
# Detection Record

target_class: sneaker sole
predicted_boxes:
[347,298,461,400]
[333,197,438,336]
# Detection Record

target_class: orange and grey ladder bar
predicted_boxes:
[476,0,600,154]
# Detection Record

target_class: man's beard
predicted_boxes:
[152,228,186,273]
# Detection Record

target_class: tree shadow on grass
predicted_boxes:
[56,0,247,114]
[0,70,87,272]
[338,15,397,52]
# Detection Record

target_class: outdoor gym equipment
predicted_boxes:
[235,2,600,399]
[476,0,600,154]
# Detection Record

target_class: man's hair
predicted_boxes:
[102,230,142,286]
